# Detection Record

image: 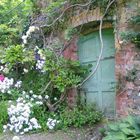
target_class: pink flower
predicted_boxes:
[0,74,5,82]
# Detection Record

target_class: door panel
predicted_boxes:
[78,29,116,117]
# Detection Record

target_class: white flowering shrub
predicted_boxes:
[3,98,41,134]
[0,75,22,98]
[0,22,100,135]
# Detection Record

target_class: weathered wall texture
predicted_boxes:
[36,0,140,117]
[115,0,140,117]
[64,0,140,117]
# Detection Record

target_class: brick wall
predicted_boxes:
[115,0,140,117]
[63,37,78,108]
[65,0,140,117]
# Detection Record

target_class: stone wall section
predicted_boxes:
[65,0,140,117]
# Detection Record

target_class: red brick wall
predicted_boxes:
[63,37,78,108]
[63,0,140,116]
[115,43,138,117]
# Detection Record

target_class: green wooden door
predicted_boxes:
[78,29,116,117]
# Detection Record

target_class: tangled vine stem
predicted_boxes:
[40,0,95,28]
[78,0,116,87]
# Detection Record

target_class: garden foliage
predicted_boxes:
[103,116,140,140]
[0,0,102,134]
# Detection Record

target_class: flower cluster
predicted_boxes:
[14,81,22,88]
[35,48,46,72]
[47,118,59,130]
[22,90,49,105]
[3,98,41,134]
[0,65,9,74]
[0,76,14,93]
[12,136,20,140]
[36,60,45,72]
[22,26,39,44]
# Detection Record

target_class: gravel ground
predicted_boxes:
[0,125,103,140]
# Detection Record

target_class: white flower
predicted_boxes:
[22,26,39,45]
[36,60,45,71]
[12,136,20,140]
[32,94,37,98]
[46,118,59,130]
[23,68,29,73]
[15,81,22,88]
[7,90,11,94]
[30,98,34,101]
[22,35,27,40]
[5,99,41,134]
[3,125,7,130]
[29,90,33,94]
[45,95,49,100]
[38,95,42,100]
[8,100,12,103]
[36,101,43,105]
[54,97,57,101]
[3,67,9,73]
[0,77,14,93]
[22,91,26,95]
[25,95,30,99]
[0,66,4,71]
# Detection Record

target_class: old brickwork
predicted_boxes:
[64,0,140,117]
[37,0,140,117]
[115,0,140,117]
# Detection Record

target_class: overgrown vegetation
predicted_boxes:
[0,0,107,135]
[120,8,140,47]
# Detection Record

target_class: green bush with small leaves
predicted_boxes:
[58,105,102,129]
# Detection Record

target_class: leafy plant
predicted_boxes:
[32,105,48,131]
[120,31,140,47]
[44,49,90,93]
[64,27,78,41]
[0,101,8,133]
[103,116,140,140]
[3,45,24,65]
[58,105,102,129]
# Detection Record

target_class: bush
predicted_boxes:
[58,105,102,129]
[103,116,140,140]
[0,101,8,133]
[32,104,102,131]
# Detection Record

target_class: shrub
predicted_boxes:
[58,105,102,129]
[103,116,140,140]
[32,104,102,131]
[0,101,8,133]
